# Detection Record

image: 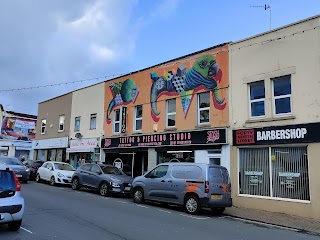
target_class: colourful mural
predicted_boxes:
[150,55,226,120]
[106,79,139,123]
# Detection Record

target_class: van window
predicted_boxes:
[146,165,168,178]
[221,168,230,184]
[171,165,202,180]
[0,170,15,198]
[209,167,230,184]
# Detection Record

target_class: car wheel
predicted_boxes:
[133,188,144,204]
[185,195,201,215]
[8,220,22,231]
[36,173,41,183]
[211,207,226,214]
[50,176,56,186]
[72,178,80,190]
[99,182,109,196]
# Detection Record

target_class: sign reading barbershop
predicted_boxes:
[101,129,227,149]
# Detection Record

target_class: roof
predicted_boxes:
[5,110,37,120]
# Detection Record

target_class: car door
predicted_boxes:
[208,166,231,202]
[43,162,53,181]
[144,165,172,202]
[87,164,103,189]
[79,164,92,187]
[38,162,47,180]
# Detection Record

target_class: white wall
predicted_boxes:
[70,83,105,140]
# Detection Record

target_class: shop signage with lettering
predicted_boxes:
[233,122,320,146]
[101,129,227,149]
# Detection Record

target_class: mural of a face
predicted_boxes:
[106,79,139,123]
[150,55,226,120]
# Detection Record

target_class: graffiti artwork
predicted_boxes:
[1,115,36,140]
[150,55,226,121]
[106,79,139,123]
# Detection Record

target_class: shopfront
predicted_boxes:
[66,138,100,168]
[33,137,68,162]
[0,140,33,159]
[101,128,229,178]
[232,122,320,219]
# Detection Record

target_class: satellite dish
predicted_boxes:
[75,132,82,138]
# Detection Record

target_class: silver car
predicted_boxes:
[71,163,133,196]
[0,163,25,231]
[0,157,30,183]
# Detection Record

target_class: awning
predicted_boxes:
[66,147,95,153]
[16,147,32,151]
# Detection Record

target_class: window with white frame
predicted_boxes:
[58,115,65,132]
[113,109,121,134]
[198,92,210,124]
[41,119,46,134]
[90,114,97,130]
[74,117,80,131]
[272,75,292,115]
[134,105,143,131]
[239,146,309,201]
[166,99,176,128]
[249,81,265,117]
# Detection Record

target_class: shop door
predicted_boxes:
[209,157,221,165]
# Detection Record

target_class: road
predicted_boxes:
[0,181,318,240]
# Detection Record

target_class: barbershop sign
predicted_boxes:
[233,122,320,146]
[101,129,227,149]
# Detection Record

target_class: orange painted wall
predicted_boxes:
[104,45,229,137]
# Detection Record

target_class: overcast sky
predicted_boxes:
[0,0,319,115]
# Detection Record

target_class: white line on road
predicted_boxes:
[21,227,33,234]
[117,201,128,204]
[136,204,149,208]
[180,214,210,220]
[158,209,171,213]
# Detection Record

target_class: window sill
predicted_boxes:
[89,128,96,130]
[58,130,64,133]
[195,124,211,129]
[132,131,142,135]
[238,194,310,204]
[246,115,296,124]
[164,127,177,132]
[41,133,46,135]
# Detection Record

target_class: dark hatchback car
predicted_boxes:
[71,163,133,196]
[23,160,45,180]
[0,157,30,183]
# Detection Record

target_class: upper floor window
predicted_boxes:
[59,115,65,132]
[90,114,97,130]
[113,109,121,134]
[41,119,46,134]
[272,75,292,115]
[198,92,210,124]
[134,105,143,131]
[166,99,176,128]
[74,117,80,131]
[249,81,265,117]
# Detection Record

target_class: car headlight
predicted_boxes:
[57,172,65,178]
[111,182,120,187]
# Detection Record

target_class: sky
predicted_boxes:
[0,0,319,115]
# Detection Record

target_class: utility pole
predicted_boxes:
[251,4,272,30]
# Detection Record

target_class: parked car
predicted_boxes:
[23,160,45,180]
[71,163,133,196]
[0,156,30,183]
[0,163,24,231]
[36,161,75,186]
[131,163,232,215]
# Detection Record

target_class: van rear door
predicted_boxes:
[208,167,231,202]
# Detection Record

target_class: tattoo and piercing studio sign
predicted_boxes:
[101,129,227,149]
[233,123,320,146]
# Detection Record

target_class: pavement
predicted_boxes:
[224,206,320,235]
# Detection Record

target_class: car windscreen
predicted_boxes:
[34,162,44,167]
[0,157,23,166]
[54,163,75,171]
[101,166,126,175]
[0,170,15,198]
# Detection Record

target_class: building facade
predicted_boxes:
[101,44,230,177]
[33,93,72,162]
[229,16,320,219]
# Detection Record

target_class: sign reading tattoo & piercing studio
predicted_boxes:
[101,129,227,149]
[233,122,320,146]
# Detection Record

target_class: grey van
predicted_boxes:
[131,163,232,214]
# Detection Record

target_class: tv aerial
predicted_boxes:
[251,4,272,30]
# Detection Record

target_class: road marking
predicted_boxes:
[21,227,33,234]
[136,204,149,208]
[117,200,128,204]
[180,214,210,220]
[223,216,300,232]
[158,209,171,213]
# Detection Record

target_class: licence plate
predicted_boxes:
[124,187,131,191]
[16,174,22,178]
[211,195,222,200]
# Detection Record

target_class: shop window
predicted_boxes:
[59,115,65,132]
[113,109,121,134]
[41,119,46,134]
[74,117,80,131]
[166,99,176,128]
[239,146,309,201]
[90,114,97,130]
[197,92,210,124]
[134,105,143,132]
[249,81,265,117]
[158,151,194,164]
[272,75,292,115]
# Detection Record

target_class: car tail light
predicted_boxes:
[13,172,21,191]
[205,181,209,193]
